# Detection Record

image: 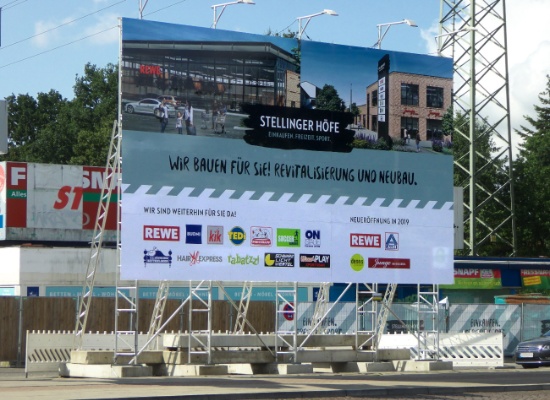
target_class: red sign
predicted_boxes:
[143,225,180,241]
[350,233,381,248]
[368,258,411,269]
[283,303,294,321]
[6,162,27,228]
[139,65,162,75]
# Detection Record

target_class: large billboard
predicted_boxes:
[120,18,455,284]
[0,162,118,242]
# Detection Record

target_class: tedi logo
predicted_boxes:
[227,254,260,265]
[385,232,399,251]
[186,224,202,244]
[143,247,173,267]
[228,226,246,245]
[207,226,223,245]
[304,230,321,247]
[143,225,180,241]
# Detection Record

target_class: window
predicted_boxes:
[401,83,419,106]
[427,86,444,108]
[427,119,443,140]
[371,115,378,132]
[401,117,419,136]
[371,90,378,106]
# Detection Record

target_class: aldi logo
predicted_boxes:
[385,232,399,251]
[185,224,202,244]
[143,225,180,241]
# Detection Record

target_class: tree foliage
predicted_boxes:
[513,75,550,256]
[315,84,345,112]
[452,112,513,256]
[1,62,118,166]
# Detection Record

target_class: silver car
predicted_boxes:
[124,98,175,117]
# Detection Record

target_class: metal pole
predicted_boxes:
[469,3,477,255]
[17,296,23,368]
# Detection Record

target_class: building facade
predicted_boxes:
[366,72,452,141]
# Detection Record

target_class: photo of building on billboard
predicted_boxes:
[120,18,455,284]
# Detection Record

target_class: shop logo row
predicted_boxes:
[143,225,399,251]
[143,249,410,271]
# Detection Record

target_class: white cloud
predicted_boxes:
[83,13,120,45]
[32,20,63,48]
[419,1,550,155]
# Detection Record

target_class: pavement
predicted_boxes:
[2,362,550,400]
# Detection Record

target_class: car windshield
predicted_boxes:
[543,330,550,338]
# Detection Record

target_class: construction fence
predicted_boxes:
[1,297,548,364]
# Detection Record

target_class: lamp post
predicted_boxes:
[435,27,477,56]
[212,0,255,29]
[296,9,338,40]
[375,19,418,49]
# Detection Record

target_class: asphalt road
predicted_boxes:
[2,365,550,400]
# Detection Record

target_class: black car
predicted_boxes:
[515,330,550,368]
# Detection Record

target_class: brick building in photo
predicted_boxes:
[366,72,452,142]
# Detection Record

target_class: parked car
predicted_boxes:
[124,98,176,117]
[514,330,550,368]
[157,95,181,108]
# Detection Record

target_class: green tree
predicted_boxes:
[514,75,550,256]
[1,62,118,166]
[453,112,513,256]
[2,90,68,162]
[316,84,345,112]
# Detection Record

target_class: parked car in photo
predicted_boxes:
[157,95,182,108]
[514,330,550,368]
[124,98,176,117]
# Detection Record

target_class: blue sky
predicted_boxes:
[0,0,549,144]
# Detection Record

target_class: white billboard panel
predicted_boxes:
[0,100,7,154]
[120,19,455,284]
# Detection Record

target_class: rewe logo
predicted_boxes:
[350,233,381,248]
[143,225,180,241]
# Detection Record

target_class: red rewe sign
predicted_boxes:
[143,225,180,241]
[139,65,162,75]
[368,258,410,269]
[350,233,381,248]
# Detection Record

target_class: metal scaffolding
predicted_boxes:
[439,0,516,256]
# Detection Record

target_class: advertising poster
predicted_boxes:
[440,268,502,289]
[2,162,118,242]
[120,18,454,284]
[521,269,550,289]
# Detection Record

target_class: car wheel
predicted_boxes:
[126,105,134,114]
[521,364,539,369]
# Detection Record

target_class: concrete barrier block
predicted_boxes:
[377,349,411,361]
[358,362,396,372]
[393,360,453,372]
[277,364,313,374]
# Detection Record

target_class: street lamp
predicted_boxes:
[296,9,338,40]
[212,0,255,29]
[435,27,477,56]
[375,19,418,49]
